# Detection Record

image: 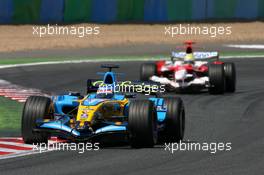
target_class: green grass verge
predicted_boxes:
[0,51,264,65]
[0,97,23,131]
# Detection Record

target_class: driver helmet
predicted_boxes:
[184,45,195,64]
[96,86,114,99]
[184,53,195,65]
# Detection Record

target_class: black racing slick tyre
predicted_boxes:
[209,64,225,94]
[21,96,53,144]
[224,62,236,93]
[140,63,157,81]
[128,100,157,148]
[163,97,185,143]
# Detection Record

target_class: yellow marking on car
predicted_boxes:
[115,122,122,125]
[76,98,129,123]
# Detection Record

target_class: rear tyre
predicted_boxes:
[163,97,185,143]
[209,64,225,94]
[140,63,157,81]
[224,62,236,93]
[21,96,53,144]
[128,100,157,148]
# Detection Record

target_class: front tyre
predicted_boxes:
[224,62,236,93]
[21,96,53,144]
[128,100,157,148]
[163,97,185,143]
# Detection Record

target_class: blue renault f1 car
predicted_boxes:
[21,64,185,148]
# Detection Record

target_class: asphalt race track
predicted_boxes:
[0,58,264,175]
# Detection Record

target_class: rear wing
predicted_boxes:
[171,51,219,61]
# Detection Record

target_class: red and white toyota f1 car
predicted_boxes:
[140,41,236,94]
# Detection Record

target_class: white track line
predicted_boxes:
[0,137,22,140]
[0,55,263,70]
[0,142,34,148]
[0,137,66,160]
[0,149,53,160]
[0,148,25,153]
[225,44,264,49]
[1,151,53,160]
